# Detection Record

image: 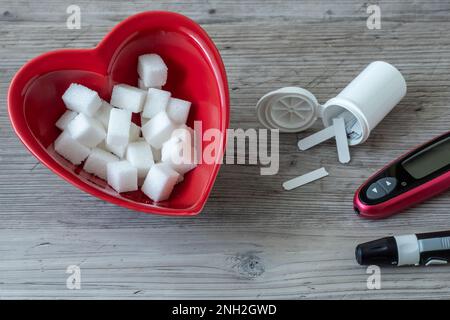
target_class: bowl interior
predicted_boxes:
[15,16,228,214]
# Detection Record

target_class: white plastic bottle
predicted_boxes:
[256,61,407,146]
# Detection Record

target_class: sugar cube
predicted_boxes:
[107,108,132,146]
[97,140,106,149]
[126,141,154,184]
[62,83,102,116]
[54,131,91,165]
[161,137,197,175]
[171,124,195,146]
[84,148,119,180]
[172,125,199,163]
[103,122,139,158]
[137,54,168,88]
[129,122,141,142]
[110,84,146,113]
[166,97,191,125]
[142,163,179,202]
[67,113,106,148]
[151,146,161,163]
[137,78,147,90]
[141,111,177,149]
[141,114,150,127]
[104,141,127,158]
[55,110,77,130]
[176,174,184,184]
[107,160,138,193]
[95,101,113,129]
[138,78,162,90]
[142,88,171,119]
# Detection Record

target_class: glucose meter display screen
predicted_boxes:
[402,136,450,179]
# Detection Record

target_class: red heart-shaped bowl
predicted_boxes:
[8,11,229,216]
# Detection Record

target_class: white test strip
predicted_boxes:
[282,167,329,191]
[333,117,351,164]
[297,126,335,151]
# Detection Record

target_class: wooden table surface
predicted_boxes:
[1,0,449,299]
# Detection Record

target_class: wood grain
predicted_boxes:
[0,0,449,299]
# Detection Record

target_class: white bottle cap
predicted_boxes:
[256,87,320,133]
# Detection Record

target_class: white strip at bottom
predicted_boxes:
[333,118,351,164]
[282,167,329,191]
[297,126,335,151]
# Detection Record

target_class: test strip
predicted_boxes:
[338,110,362,141]
[282,167,329,191]
[333,117,351,164]
[297,126,335,151]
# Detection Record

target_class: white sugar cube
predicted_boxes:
[107,108,132,146]
[95,101,113,129]
[104,141,127,158]
[62,83,102,116]
[137,54,168,88]
[141,111,177,149]
[161,137,197,175]
[138,79,162,91]
[166,97,191,125]
[137,78,147,90]
[54,131,91,165]
[138,78,148,90]
[103,122,139,158]
[110,84,146,113]
[55,110,77,130]
[84,148,119,180]
[151,146,161,163]
[67,113,106,148]
[107,160,138,193]
[126,141,154,185]
[129,122,141,142]
[171,124,195,145]
[171,125,199,163]
[97,140,106,149]
[141,114,150,127]
[138,78,161,90]
[142,88,171,119]
[142,163,179,202]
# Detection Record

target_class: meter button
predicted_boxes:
[366,183,387,200]
[377,177,397,194]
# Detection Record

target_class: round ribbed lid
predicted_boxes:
[256,87,320,132]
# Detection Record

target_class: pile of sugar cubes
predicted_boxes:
[53,54,197,202]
